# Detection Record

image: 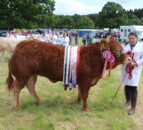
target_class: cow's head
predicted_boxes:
[108,37,131,67]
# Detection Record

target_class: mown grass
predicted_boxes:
[0,39,138,130]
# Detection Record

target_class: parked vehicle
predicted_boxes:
[120,25,143,42]
[0,30,8,37]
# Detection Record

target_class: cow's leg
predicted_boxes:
[0,51,5,62]
[26,75,41,105]
[12,77,30,108]
[79,84,90,112]
[12,80,24,108]
[77,86,81,103]
[8,51,12,59]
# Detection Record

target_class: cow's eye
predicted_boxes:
[116,54,120,58]
[115,49,120,53]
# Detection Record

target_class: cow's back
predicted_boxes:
[0,37,22,52]
[10,40,65,81]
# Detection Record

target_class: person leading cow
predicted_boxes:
[121,32,143,115]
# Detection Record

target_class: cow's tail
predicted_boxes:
[6,61,14,91]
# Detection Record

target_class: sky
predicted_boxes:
[53,0,143,15]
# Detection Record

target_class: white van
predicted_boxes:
[120,25,143,42]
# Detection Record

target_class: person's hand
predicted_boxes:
[128,62,137,67]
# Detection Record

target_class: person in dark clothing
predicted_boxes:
[82,33,87,45]
[74,33,78,45]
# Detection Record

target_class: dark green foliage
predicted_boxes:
[96,2,128,29]
[126,9,143,25]
[0,0,55,29]
[72,14,94,29]
[134,8,143,19]
[53,15,75,29]
[0,1,143,29]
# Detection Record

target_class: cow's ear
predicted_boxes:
[106,37,110,42]
[100,38,106,43]
[109,37,118,44]
[100,39,109,50]
[109,37,115,43]
[109,36,123,50]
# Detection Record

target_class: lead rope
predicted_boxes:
[111,51,135,103]
[111,73,127,103]
[126,53,136,79]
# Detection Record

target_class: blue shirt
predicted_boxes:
[130,44,136,50]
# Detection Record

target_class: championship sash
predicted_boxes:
[63,46,80,89]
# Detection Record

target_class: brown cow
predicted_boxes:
[6,37,131,111]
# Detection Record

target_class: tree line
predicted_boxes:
[0,0,143,30]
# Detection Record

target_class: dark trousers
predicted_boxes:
[75,37,78,45]
[82,40,86,45]
[125,85,138,108]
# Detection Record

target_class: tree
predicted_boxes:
[139,18,143,25]
[86,14,99,28]
[127,17,142,25]
[126,10,142,25]
[72,14,94,29]
[53,15,75,29]
[134,9,143,19]
[96,2,128,29]
[0,0,55,29]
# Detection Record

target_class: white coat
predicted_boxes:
[50,34,57,44]
[61,36,69,46]
[56,35,63,45]
[121,42,143,86]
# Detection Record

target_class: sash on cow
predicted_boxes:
[63,46,80,90]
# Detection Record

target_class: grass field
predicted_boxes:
[0,39,142,130]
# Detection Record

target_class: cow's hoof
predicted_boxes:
[35,101,41,105]
[77,99,81,104]
[82,108,90,112]
[12,104,20,109]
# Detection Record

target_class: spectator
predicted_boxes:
[69,32,72,45]
[82,33,87,45]
[74,33,78,45]
[50,31,58,44]
[61,32,69,46]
